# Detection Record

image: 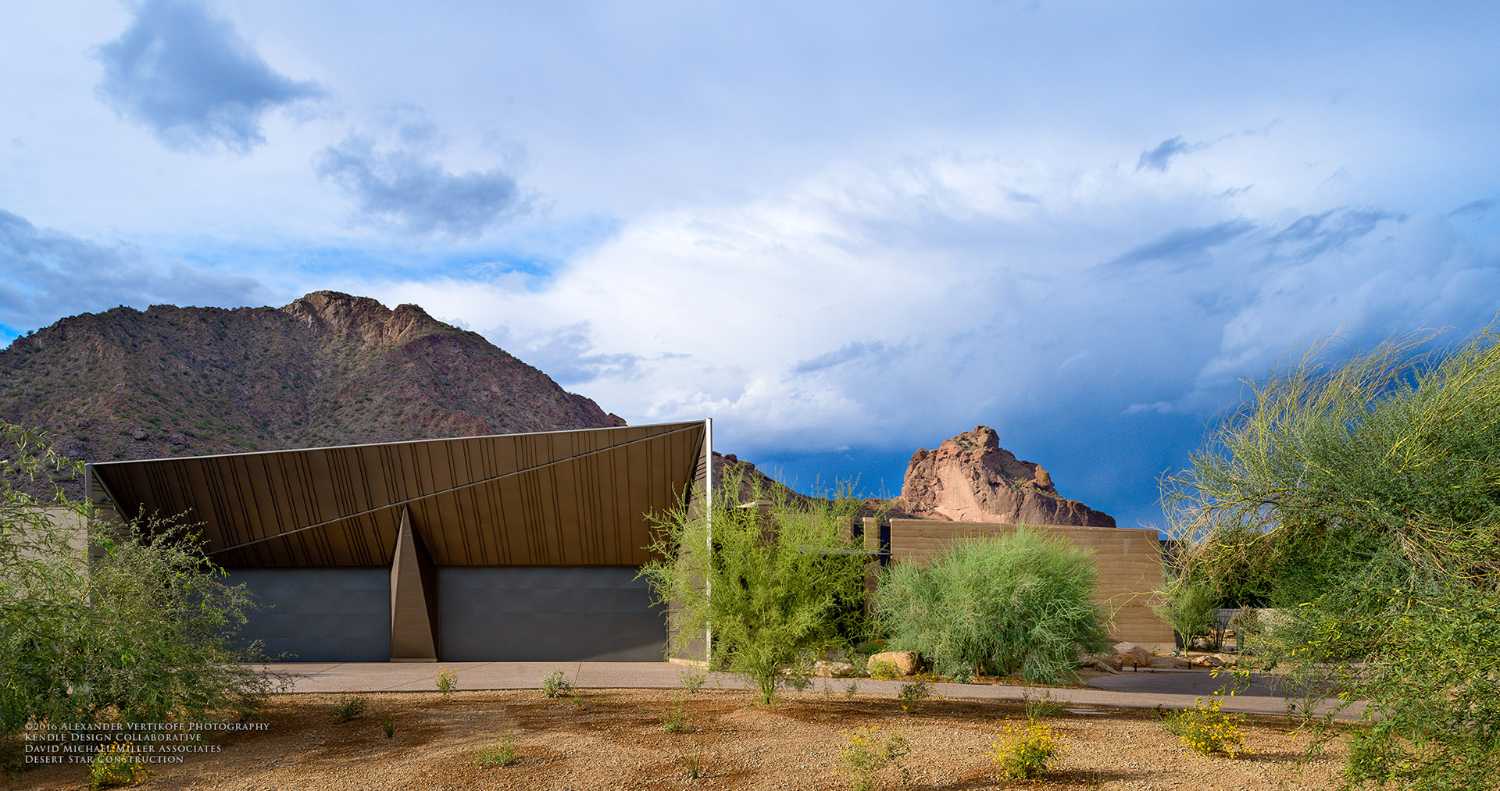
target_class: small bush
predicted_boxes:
[476,738,519,768]
[332,695,367,723]
[896,680,929,714]
[679,669,707,694]
[1162,698,1246,757]
[840,727,910,791]
[89,742,146,789]
[542,670,574,699]
[381,716,395,739]
[867,659,900,680]
[681,753,705,780]
[661,701,690,733]
[435,668,457,696]
[873,529,1110,684]
[991,720,1060,780]
[1023,690,1065,719]
[1154,579,1218,651]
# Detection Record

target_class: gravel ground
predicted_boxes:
[8,688,1348,790]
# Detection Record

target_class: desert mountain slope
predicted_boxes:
[0,291,623,476]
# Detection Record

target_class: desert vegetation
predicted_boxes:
[638,471,867,704]
[0,422,279,782]
[1164,329,1500,788]
[872,528,1110,684]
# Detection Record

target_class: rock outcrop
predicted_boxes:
[895,426,1115,527]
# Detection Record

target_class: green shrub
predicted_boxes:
[1164,331,1500,787]
[332,696,367,723]
[873,529,1110,684]
[0,423,280,738]
[381,716,395,739]
[867,659,900,680]
[541,670,574,699]
[639,472,867,704]
[1154,578,1218,651]
[991,720,1060,779]
[476,738,519,768]
[88,742,146,789]
[661,700,689,733]
[896,680,929,714]
[435,668,457,696]
[1161,698,1245,757]
[1023,690,1064,719]
[839,727,910,791]
[679,669,707,694]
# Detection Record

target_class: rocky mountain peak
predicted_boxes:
[281,291,448,348]
[897,425,1114,527]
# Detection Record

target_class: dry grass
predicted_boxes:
[9,689,1348,790]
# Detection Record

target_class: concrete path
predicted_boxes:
[253,661,1363,722]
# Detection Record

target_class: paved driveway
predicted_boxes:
[254,661,1362,721]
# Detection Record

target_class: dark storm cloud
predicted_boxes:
[95,0,322,152]
[0,209,265,330]
[316,136,528,237]
[1107,220,1256,268]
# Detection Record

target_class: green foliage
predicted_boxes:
[639,471,867,704]
[679,668,707,694]
[435,668,457,696]
[839,727,910,791]
[0,422,280,737]
[476,738,519,768]
[866,659,900,680]
[896,679,929,714]
[88,742,146,789]
[872,529,1110,684]
[381,716,395,739]
[1023,690,1065,719]
[332,696,367,723]
[661,700,689,733]
[541,670,574,699]
[1161,698,1246,758]
[1164,330,1500,788]
[1154,578,1218,650]
[990,719,1060,779]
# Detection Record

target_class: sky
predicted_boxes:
[2,1,1499,528]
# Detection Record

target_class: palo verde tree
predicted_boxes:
[638,468,867,704]
[1163,331,1500,789]
[0,422,280,742]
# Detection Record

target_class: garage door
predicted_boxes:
[230,569,390,661]
[437,567,666,661]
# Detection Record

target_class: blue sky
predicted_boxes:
[2,1,1499,527]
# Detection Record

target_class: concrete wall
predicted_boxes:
[437,567,666,661]
[229,569,391,661]
[887,519,1174,646]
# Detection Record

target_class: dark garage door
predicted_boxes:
[437,567,666,661]
[230,569,390,661]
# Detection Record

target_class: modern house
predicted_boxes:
[85,421,712,663]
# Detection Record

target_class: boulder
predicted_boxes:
[1190,654,1224,668]
[1113,642,1153,671]
[894,426,1115,526]
[814,660,855,677]
[1151,655,1193,670]
[867,651,919,677]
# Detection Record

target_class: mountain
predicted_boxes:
[895,425,1115,526]
[0,291,623,484]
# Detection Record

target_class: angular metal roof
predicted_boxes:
[88,421,709,568]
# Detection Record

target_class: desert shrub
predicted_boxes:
[991,720,1060,779]
[867,659,900,680]
[681,753,705,779]
[381,716,395,739]
[639,471,867,704]
[1161,698,1245,757]
[896,679,929,714]
[1164,331,1500,788]
[679,669,707,694]
[541,670,574,699]
[1154,578,1218,650]
[661,700,689,733]
[873,529,1109,684]
[1023,690,1064,719]
[88,742,146,789]
[332,696,367,723]
[476,738,519,768]
[435,668,457,696]
[0,423,279,738]
[840,727,910,791]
